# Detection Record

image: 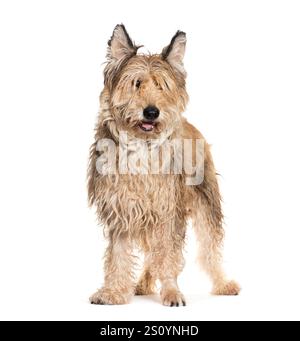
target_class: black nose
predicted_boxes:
[143,106,160,120]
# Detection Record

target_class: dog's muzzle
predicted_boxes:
[139,106,160,132]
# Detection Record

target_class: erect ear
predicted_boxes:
[107,24,138,61]
[161,31,186,75]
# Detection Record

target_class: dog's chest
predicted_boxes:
[98,173,182,234]
[97,137,185,229]
[117,141,179,207]
[114,174,179,212]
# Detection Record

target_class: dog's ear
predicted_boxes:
[161,31,186,76]
[107,24,138,61]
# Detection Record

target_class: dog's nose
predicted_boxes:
[143,106,160,120]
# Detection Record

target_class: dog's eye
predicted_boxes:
[136,80,141,88]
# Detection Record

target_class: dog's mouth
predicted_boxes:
[138,121,157,132]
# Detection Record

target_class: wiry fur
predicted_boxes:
[88,25,240,306]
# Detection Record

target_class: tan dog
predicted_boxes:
[88,24,240,306]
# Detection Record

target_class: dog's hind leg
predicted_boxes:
[135,268,156,295]
[90,232,135,305]
[191,150,240,295]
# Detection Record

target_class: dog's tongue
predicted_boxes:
[141,122,154,131]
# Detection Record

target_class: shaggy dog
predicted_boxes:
[88,24,240,306]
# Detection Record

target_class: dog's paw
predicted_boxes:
[161,290,186,307]
[212,280,241,296]
[89,288,128,305]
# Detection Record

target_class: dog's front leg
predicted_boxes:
[160,276,186,307]
[90,233,135,305]
[148,232,186,307]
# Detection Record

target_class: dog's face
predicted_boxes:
[103,25,188,139]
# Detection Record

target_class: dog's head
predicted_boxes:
[102,24,188,140]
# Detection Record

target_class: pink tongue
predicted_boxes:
[142,123,153,130]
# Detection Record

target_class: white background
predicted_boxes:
[0,0,300,321]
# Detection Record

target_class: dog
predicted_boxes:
[88,24,240,306]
